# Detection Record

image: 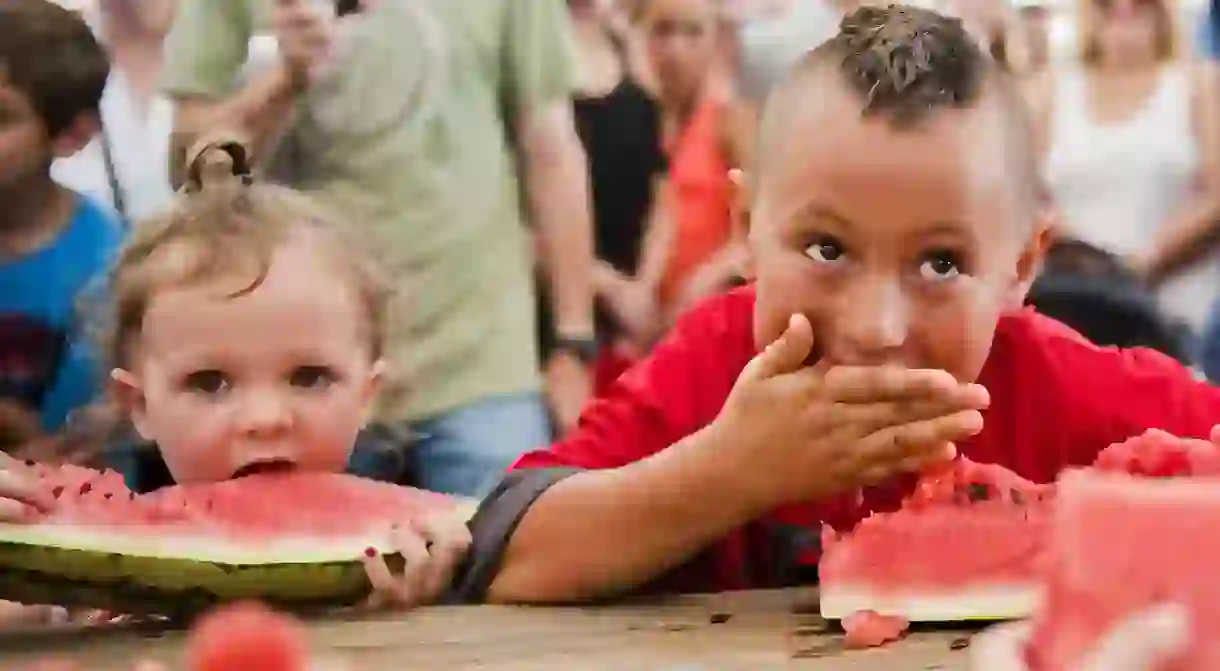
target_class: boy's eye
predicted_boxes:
[918,250,963,281]
[804,237,847,265]
[290,365,337,389]
[183,370,229,395]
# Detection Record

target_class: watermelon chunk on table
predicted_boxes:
[0,466,473,618]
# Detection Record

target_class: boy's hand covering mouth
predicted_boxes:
[713,313,989,512]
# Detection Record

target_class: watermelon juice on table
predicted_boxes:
[0,464,473,618]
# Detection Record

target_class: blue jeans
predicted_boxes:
[408,392,553,498]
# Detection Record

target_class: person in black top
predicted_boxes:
[538,0,670,399]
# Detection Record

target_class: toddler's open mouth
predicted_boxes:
[231,459,298,479]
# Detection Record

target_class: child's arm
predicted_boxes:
[453,300,987,604]
[454,296,757,604]
[469,424,768,605]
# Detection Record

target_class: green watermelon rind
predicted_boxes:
[0,540,402,618]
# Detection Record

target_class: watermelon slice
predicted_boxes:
[0,465,467,617]
[1025,467,1220,670]
[819,458,1055,626]
[1092,427,1220,478]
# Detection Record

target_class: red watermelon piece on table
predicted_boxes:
[0,467,469,618]
[819,458,1055,634]
[1024,468,1220,671]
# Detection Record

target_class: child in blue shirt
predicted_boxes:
[0,0,125,448]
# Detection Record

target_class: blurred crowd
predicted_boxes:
[3,0,1220,497]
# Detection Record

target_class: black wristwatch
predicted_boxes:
[551,334,599,365]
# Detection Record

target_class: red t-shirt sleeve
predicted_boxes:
[1029,315,1220,469]
[511,289,757,472]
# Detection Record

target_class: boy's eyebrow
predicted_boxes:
[788,204,974,242]
[914,221,972,239]
[787,203,853,229]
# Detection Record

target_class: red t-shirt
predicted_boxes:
[509,286,1220,592]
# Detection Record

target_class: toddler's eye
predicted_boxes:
[183,370,229,395]
[919,251,962,281]
[804,237,847,265]
[290,365,336,389]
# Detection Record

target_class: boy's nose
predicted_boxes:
[236,390,294,438]
[834,277,910,364]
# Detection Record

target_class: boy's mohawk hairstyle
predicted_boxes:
[833,4,984,125]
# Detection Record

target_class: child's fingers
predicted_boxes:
[360,550,412,607]
[0,497,34,523]
[835,392,990,436]
[389,523,431,605]
[861,410,983,462]
[823,366,965,404]
[0,464,55,512]
[412,515,472,601]
[743,313,815,381]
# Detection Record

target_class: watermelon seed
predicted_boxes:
[51,486,64,498]
[708,612,731,624]
[104,493,113,500]
[23,459,34,467]
[966,483,990,502]
[79,482,92,495]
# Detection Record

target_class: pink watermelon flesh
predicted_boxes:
[1026,467,1220,670]
[819,457,1054,629]
[822,428,1220,650]
[0,466,460,617]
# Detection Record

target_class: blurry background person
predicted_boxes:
[639,0,756,328]
[728,0,858,106]
[557,0,670,388]
[51,0,177,223]
[1032,0,1220,348]
[159,0,597,496]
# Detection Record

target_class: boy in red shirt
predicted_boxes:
[451,4,1220,604]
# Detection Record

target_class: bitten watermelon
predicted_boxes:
[819,458,1055,627]
[1026,449,1220,670]
[0,466,471,618]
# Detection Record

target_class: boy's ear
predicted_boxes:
[49,112,101,160]
[729,168,757,281]
[1007,207,1056,311]
[360,360,386,427]
[109,368,151,440]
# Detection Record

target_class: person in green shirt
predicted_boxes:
[159,0,597,497]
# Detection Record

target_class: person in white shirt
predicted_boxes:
[51,0,177,224]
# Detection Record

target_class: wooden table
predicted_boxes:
[0,589,983,670]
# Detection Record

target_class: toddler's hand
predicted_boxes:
[0,452,55,523]
[969,603,1190,671]
[360,513,472,610]
[712,313,990,510]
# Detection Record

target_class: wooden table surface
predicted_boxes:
[0,589,985,670]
